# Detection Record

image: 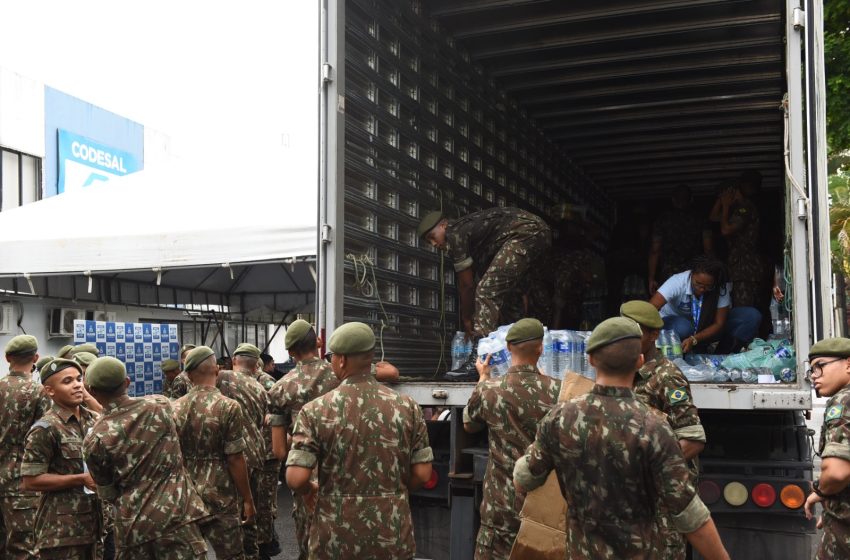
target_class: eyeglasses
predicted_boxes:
[692,280,715,291]
[806,357,845,380]
[323,352,334,362]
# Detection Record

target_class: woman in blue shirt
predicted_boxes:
[649,256,761,354]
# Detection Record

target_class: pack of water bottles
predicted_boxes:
[674,338,797,384]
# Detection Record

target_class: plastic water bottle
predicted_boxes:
[657,330,671,359]
[729,368,743,383]
[479,336,510,377]
[669,331,683,359]
[575,331,590,377]
[538,328,555,377]
[451,331,468,370]
[779,367,796,383]
[742,368,759,383]
[712,368,730,383]
[551,331,569,376]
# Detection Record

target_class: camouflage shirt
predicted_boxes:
[515,385,710,559]
[167,371,192,399]
[268,357,340,434]
[82,394,209,548]
[216,370,267,469]
[172,386,248,515]
[817,385,850,559]
[446,207,549,274]
[21,405,101,549]
[634,355,706,444]
[726,198,761,280]
[0,370,51,495]
[287,371,433,559]
[463,364,561,534]
[652,209,708,282]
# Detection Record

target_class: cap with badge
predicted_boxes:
[184,346,216,372]
[233,343,261,359]
[72,352,97,367]
[285,319,314,350]
[57,345,74,358]
[620,300,664,329]
[161,359,180,373]
[586,317,643,354]
[4,335,38,356]
[328,322,376,355]
[36,356,55,371]
[69,343,100,357]
[809,338,850,359]
[85,357,127,391]
[506,318,544,344]
[41,358,83,384]
[417,210,444,238]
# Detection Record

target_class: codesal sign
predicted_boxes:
[57,129,141,193]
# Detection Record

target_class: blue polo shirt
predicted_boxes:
[658,271,732,321]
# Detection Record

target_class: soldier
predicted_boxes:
[172,346,256,560]
[82,357,210,559]
[69,343,100,357]
[35,356,54,374]
[418,207,551,375]
[621,300,706,559]
[57,345,74,359]
[21,358,101,559]
[269,319,340,559]
[160,359,182,399]
[804,338,850,558]
[71,352,104,414]
[286,322,433,559]
[0,335,51,559]
[514,317,729,559]
[463,318,561,559]
[170,344,196,399]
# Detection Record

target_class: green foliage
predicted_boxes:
[830,167,850,274]
[825,0,850,155]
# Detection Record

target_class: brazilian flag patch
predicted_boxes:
[826,404,845,421]
[667,388,689,405]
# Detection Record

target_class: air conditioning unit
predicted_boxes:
[48,308,93,337]
[0,303,14,334]
[93,311,116,323]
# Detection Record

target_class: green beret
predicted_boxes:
[85,357,127,391]
[4,335,38,356]
[70,343,100,357]
[36,356,54,370]
[57,345,74,358]
[180,344,197,356]
[620,300,664,329]
[41,358,83,384]
[506,318,544,344]
[328,322,376,355]
[809,338,850,359]
[586,317,642,354]
[72,352,97,367]
[285,319,314,349]
[417,210,444,238]
[184,346,215,372]
[161,359,180,373]
[233,343,261,359]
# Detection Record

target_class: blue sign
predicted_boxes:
[57,129,141,194]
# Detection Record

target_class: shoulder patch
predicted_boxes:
[826,404,845,421]
[31,420,50,430]
[667,387,689,405]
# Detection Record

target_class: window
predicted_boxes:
[0,147,41,212]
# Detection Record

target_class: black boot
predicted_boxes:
[444,336,481,381]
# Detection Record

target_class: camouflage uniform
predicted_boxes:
[247,369,280,550]
[287,371,433,559]
[21,405,101,559]
[514,385,711,558]
[816,386,850,559]
[168,371,192,399]
[445,208,551,335]
[726,198,763,307]
[82,394,209,559]
[634,355,707,560]
[217,370,268,560]
[268,357,340,560]
[652,209,708,283]
[0,369,51,559]
[463,364,561,559]
[172,386,249,560]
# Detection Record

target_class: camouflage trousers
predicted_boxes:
[256,460,281,545]
[242,472,260,560]
[475,229,551,335]
[39,543,95,559]
[474,524,516,560]
[731,280,761,308]
[292,492,311,560]
[0,493,38,560]
[817,514,850,560]
[115,521,207,560]
[200,512,244,560]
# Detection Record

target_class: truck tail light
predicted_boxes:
[780,484,805,509]
[698,480,721,505]
[423,470,438,490]
[723,482,748,506]
[751,483,777,507]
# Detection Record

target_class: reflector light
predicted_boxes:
[423,470,438,490]
[723,482,748,506]
[780,485,806,509]
[698,480,721,505]
[751,483,776,507]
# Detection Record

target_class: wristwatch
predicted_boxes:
[690,336,699,346]
[813,479,828,498]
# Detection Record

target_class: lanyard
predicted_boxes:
[691,294,703,328]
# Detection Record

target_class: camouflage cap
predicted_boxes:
[328,322,376,355]
[620,300,664,329]
[285,319,314,349]
[85,357,127,391]
[57,344,74,358]
[41,358,83,384]
[586,317,642,354]
[160,359,180,373]
[180,343,197,356]
[70,343,100,356]
[4,335,38,355]
[233,343,261,359]
[184,346,215,372]
[506,318,544,344]
[417,210,443,238]
[809,337,850,359]
[35,356,54,370]
[72,351,97,367]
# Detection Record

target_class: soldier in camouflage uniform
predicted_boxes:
[268,320,340,560]
[463,318,561,559]
[21,358,101,559]
[82,357,210,559]
[160,359,182,399]
[804,338,850,558]
[173,347,256,560]
[169,344,197,399]
[514,318,729,559]
[621,300,707,559]
[0,335,51,559]
[419,208,551,350]
[286,322,433,559]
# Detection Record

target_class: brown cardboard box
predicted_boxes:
[509,372,595,559]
